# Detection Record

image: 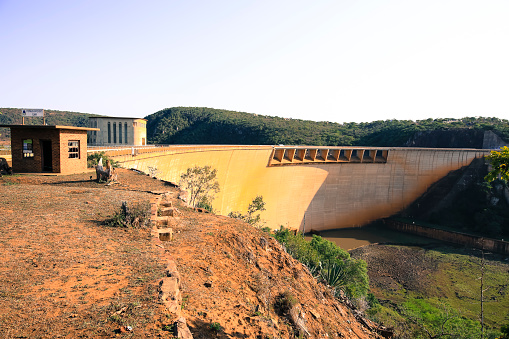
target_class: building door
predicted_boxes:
[142,138,146,145]
[41,140,53,172]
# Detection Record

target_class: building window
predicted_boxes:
[68,140,80,158]
[125,123,128,144]
[119,122,122,144]
[113,122,117,143]
[23,139,34,158]
[108,122,111,143]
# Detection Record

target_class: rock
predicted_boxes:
[204,280,212,288]
[309,308,320,319]
[260,237,268,251]
[159,277,182,314]
[289,305,310,338]
[176,317,193,338]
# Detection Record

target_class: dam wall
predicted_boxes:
[104,145,488,231]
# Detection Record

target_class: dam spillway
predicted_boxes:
[98,145,489,231]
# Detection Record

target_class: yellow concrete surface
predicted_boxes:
[108,146,488,231]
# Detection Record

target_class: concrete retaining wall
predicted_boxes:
[386,219,509,255]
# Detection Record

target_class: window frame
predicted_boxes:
[68,140,80,159]
[22,139,34,158]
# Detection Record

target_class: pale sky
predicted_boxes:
[1,0,508,123]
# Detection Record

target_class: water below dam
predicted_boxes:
[305,223,437,251]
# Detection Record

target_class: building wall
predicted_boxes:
[110,146,488,231]
[133,119,147,146]
[10,128,88,174]
[88,118,147,146]
[11,128,60,173]
[58,129,88,174]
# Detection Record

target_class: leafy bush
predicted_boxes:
[106,201,151,228]
[87,151,118,168]
[485,146,509,182]
[195,197,214,213]
[273,227,369,298]
[209,322,222,332]
[228,195,266,228]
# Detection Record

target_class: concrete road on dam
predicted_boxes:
[99,145,489,232]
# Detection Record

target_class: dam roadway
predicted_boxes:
[98,145,489,232]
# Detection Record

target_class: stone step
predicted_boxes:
[160,201,173,208]
[158,228,173,241]
[160,207,176,217]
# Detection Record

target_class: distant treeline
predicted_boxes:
[146,107,509,147]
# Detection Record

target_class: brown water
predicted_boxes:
[305,224,436,251]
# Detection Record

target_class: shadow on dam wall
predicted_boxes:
[110,146,489,231]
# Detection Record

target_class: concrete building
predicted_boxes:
[87,117,147,146]
[0,124,99,174]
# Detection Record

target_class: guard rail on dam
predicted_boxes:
[95,145,490,232]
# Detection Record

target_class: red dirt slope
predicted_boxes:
[0,169,380,338]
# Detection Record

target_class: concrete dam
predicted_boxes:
[102,145,489,231]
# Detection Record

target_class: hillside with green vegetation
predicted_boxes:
[0,108,100,141]
[146,107,509,147]
[351,244,509,339]
[3,106,509,148]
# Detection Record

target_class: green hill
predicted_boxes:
[2,106,509,148]
[145,107,509,147]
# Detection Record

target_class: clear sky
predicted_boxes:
[1,0,508,123]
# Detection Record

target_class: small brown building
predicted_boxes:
[0,125,99,174]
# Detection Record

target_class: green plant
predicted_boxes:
[273,227,369,298]
[402,299,482,339]
[181,295,189,310]
[109,314,121,323]
[87,151,118,168]
[105,201,151,228]
[162,323,176,332]
[209,322,222,332]
[501,323,509,339]
[195,196,214,212]
[179,165,220,207]
[228,195,266,228]
[485,146,509,182]
[320,260,347,289]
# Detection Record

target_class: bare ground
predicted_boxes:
[0,169,381,338]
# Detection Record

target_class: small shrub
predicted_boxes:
[106,201,151,228]
[87,151,118,168]
[209,322,222,332]
[274,291,298,315]
[195,197,214,213]
[228,195,266,228]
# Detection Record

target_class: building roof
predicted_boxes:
[0,124,100,131]
[88,116,147,121]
